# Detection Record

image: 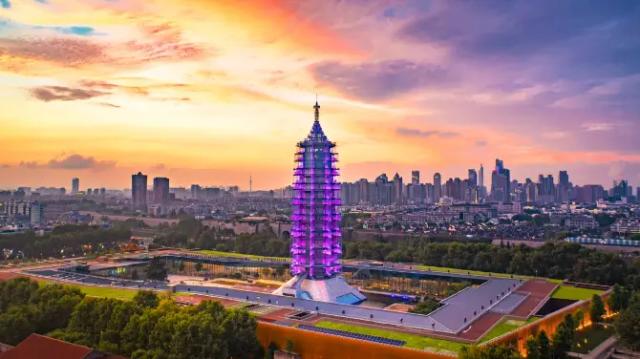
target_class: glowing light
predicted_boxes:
[290,102,341,279]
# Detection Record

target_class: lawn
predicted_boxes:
[75,285,139,300]
[314,320,466,355]
[196,249,287,261]
[193,249,566,284]
[415,265,563,283]
[479,318,535,342]
[34,277,139,301]
[551,285,603,301]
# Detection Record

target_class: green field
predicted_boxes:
[196,249,287,261]
[480,318,536,342]
[194,249,565,284]
[314,320,466,354]
[75,285,139,300]
[35,278,139,300]
[414,264,563,283]
[551,285,603,301]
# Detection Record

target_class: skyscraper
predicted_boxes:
[433,172,442,202]
[275,101,364,304]
[132,172,147,211]
[479,164,484,188]
[153,177,170,204]
[468,169,478,187]
[71,177,79,194]
[491,159,510,202]
[392,173,403,204]
[411,170,420,185]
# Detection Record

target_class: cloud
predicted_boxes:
[311,60,449,101]
[18,161,39,169]
[396,127,458,138]
[98,102,120,108]
[0,22,208,73]
[581,122,615,132]
[543,131,569,140]
[0,37,107,66]
[30,86,107,102]
[475,140,488,147]
[47,154,115,170]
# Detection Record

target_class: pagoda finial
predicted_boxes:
[313,96,320,122]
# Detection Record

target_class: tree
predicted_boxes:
[133,291,159,309]
[590,294,605,323]
[409,298,441,315]
[609,284,631,312]
[146,258,167,281]
[526,336,540,359]
[616,294,640,351]
[459,345,520,359]
[0,306,36,345]
[223,310,261,358]
[552,314,575,359]
[574,310,585,329]
[536,331,550,359]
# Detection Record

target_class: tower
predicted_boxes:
[132,172,147,211]
[274,101,365,304]
[153,177,170,204]
[71,177,79,194]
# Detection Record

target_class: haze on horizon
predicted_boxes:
[0,0,639,190]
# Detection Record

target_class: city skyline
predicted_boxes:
[1,1,639,189]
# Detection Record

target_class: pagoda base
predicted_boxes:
[273,275,366,305]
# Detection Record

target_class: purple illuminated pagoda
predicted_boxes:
[274,101,365,305]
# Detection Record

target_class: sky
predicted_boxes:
[0,0,639,190]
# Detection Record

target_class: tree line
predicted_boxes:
[156,217,640,288]
[154,216,289,257]
[0,223,132,260]
[343,238,640,288]
[0,278,262,359]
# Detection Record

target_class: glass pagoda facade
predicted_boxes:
[290,101,342,279]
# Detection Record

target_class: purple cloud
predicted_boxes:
[311,60,449,101]
[47,154,115,170]
[396,127,458,138]
[30,86,107,102]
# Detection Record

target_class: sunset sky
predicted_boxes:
[0,0,639,190]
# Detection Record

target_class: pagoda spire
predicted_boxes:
[314,97,320,123]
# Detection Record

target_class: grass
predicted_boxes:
[34,277,139,301]
[195,249,287,261]
[479,318,536,342]
[75,285,139,300]
[551,285,603,301]
[193,249,564,284]
[415,264,563,283]
[314,320,466,355]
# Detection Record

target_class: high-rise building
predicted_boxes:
[433,173,442,202]
[30,202,43,226]
[491,159,510,202]
[479,164,484,188]
[557,170,571,203]
[71,178,79,194]
[411,170,420,185]
[153,177,170,204]
[275,101,364,304]
[468,169,478,187]
[132,172,148,211]
[392,173,403,204]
